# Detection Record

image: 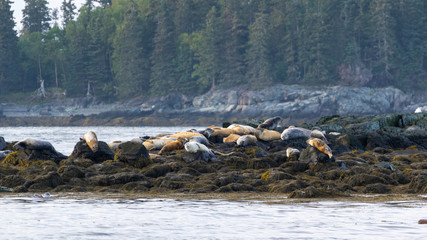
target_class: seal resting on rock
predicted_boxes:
[227,124,255,135]
[254,128,281,141]
[189,135,212,147]
[159,137,187,155]
[223,133,241,143]
[306,138,334,160]
[310,128,328,143]
[237,135,258,147]
[281,126,311,141]
[143,138,174,151]
[83,131,98,152]
[170,131,204,140]
[258,116,281,130]
[13,138,56,152]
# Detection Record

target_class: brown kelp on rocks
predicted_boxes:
[0,113,426,198]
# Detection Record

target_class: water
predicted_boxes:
[0,126,202,155]
[0,193,426,239]
[1,127,427,239]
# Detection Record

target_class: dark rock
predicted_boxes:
[288,186,338,198]
[88,175,111,186]
[0,175,26,188]
[57,165,85,181]
[346,174,387,187]
[0,137,6,150]
[280,161,309,173]
[362,183,390,193]
[299,145,332,165]
[142,164,172,178]
[121,181,151,192]
[28,172,64,191]
[69,139,114,163]
[110,172,146,185]
[269,180,308,193]
[114,141,150,168]
[217,183,254,192]
[409,175,427,193]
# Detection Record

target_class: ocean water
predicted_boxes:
[1,127,427,239]
[0,193,426,240]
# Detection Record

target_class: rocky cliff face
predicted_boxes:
[1,85,426,125]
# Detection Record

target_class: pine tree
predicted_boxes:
[245,3,272,88]
[150,0,176,95]
[22,0,51,33]
[61,0,76,26]
[112,0,151,99]
[221,2,247,87]
[191,6,224,91]
[0,0,20,93]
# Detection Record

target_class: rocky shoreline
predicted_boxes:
[1,84,426,127]
[0,113,426,199]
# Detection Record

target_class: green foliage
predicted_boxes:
[7,0,427,101]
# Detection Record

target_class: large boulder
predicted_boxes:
[113,141,150,168]
[69,139,114,163]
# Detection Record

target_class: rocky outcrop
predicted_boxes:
[0,113,426,197]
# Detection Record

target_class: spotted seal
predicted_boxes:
[143,138,174,151]
[236,135,258,147]
[257,116,282,130]
[254,128,281,141]
[83,131,98,152]
[281,126,311,141]
[306,138,334,160]
[159,137,187,155]
[13,138,56,152]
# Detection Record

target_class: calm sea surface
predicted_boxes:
[1,127,427,239]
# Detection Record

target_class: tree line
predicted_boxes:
[0,0,425,101]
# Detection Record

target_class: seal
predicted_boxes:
[83,131,98,152]
[13,138,56,152]
[310,128,328,143]
[209,127,235,138]
[159,137,187,155]
[254,128,281,141]
[143,138,174,151]
[189,135,212,147]
[108,140,123,152]
[281,126,311,141]
[223,133,241,143]
[306,138,334,159]
[227,124,255,135]
[236,135,258,147]
[170,131,204,140]
[257,116,281,130]
[286,147,300,158]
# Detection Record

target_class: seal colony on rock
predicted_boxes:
[254,128,281,141]
[83,131,98,152]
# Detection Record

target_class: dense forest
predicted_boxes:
[0,0,426,101]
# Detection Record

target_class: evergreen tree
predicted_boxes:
[369,0,396,86]
[22,0,51,33]
[245,3,272,88]
[61,0,76,26]
[191,6,223,91]
[221,2,247,87]
[150,0,176,95]
[112,0,151,99]
[0,0,20,93]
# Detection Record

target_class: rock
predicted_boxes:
[57,165,85,182]
[0,175,26,188]
[69,139,114,163]
[27,172,64,191]
[299,145,332,165]
[2,148,66,166]
[0,137,6,150]
[142,164,172,178]
[114,141,150,168]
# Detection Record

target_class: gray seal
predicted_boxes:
[13,138,56,152]
[258,116,282,130]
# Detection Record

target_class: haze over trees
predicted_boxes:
[0,0,425,101]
